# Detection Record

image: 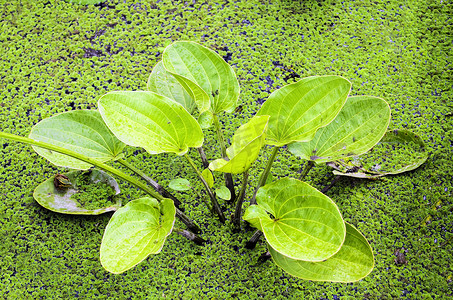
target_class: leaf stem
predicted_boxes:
[245,230,263,249]
[299,161,315,181]
[232,171,249,228]
[250,146,280,205]
[184,152,225,223]
[0,131,201,233]
[197,147,209,169]
[173,227,206,245]
[117,158,183,209]
[213,113,236,202]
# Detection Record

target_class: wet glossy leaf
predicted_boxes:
[209,116,269,174]
[329,129,428,178]
[243,178,345,261]
[168,178,192,191]
[269,223,374,282]
[215,185,231,200]
[202,169,214,188]
[100,197,176,274]
[289,96,391,163]
[163,41,240,114]
[98,91,203,156]
[147,61,196,114]
[29,110,125,170]
[33,170,121,215]
[256,76,351,147]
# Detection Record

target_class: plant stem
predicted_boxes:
[173,227,206,245]
[250,146,280,205]
[197,147,209,169]
[184,152,225,223]
[245,230,263,249]
[232,171,249,228]
[321,175,341,193]
[0,131,201,233]
[117,158,183,209]
[212,113,236,202]
[299,160,314,181]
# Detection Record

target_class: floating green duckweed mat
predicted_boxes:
[1,0,451,298]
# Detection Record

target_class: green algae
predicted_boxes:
[0,0,452,298]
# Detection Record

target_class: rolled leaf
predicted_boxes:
[98,91,203,156]
[162,41,240,114]
[209,115,269,174]
[33,169,121,215]
[329,129,428,178]
[269,223,374,282]
[288,96,391,163]
[100,197,176,274]
[29,110,125,170]
[202,169,214,188]
[243,178,346,261]
[147,61,196,114]
[256,76,351,147]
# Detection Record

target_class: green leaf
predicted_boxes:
[168,178,192,191]
[215,185,231,200]
[33,170,121,215]
[29,110,125,170]
[269,223,374,283]
[202,169,214,188]
[243,178,345,261]
[289,96,391,163]
[162,41,240,114]
[100,197,176,274]
[265,172,274,186]
[329,129,428,178]
[198,110,214,129]
[256,76,351,147]
[209,115,269,174]
[147,61,196,114]
[98,91,204,156]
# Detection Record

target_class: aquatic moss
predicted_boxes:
[0,0,452,298]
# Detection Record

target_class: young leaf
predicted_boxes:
[168,178,192,191]
[243,178,346,261]
[33,170,121,215]
[329,129,428,178]
[29,110,125,170]
[98,91,203,156]
[288,96,391,163]
[209,115,269,174]
[147,61,196,114]
[198,110,214,129]
[162,41,240,114]
[269,223,374,282]
[100,197,176,274]
[256,76,351,147]
[201,169,214,188]
[215,185,231,200]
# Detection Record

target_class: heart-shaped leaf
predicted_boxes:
[33,169,121,215]
[29,110,125,170]
[256,76,351,147]
[215,185,231,200]
[147,61,196,114]
[288,96,391,163]
[168,178,192,191]
[209,115,269,174]
[162,41,240,114]
[328,129,428,178]
[98,91,203,156]
[269,223,374,282]
[202,169,214,188]
[100,197,176,274]
[243,178,345,261]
